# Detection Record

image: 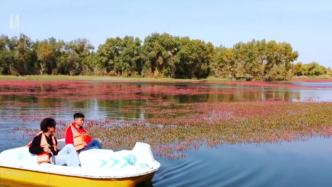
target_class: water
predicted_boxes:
[155,137,332,187]
[1,80,332,187]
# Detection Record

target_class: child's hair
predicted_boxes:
[40,118,56,132]
[73,112,85,119]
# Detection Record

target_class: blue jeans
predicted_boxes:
[54,144,80,167]
[82,139,102,151]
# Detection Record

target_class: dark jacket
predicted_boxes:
[29,133,58,156]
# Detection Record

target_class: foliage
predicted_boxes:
[211,40,298,81]
[293,62,328,76]
[97,36,143,76]
[1,33,328,81]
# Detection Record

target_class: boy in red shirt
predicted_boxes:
[65,113,102,152]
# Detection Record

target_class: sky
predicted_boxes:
[0,0,331,67]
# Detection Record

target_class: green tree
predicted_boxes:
[0,35,15,74]
[174,38,213,78]
[142,33,180,77]
[58,39,94,75]
[35,38,65,74]
[9,34,36,75]
[292,62,305,76]
[97,36,143,76]
[292,62,328,76]
[232,40,265,80]
[0,33,316,80]
[264,41,298,81]
[82,52,98,75]
[211,46,235,79]
[303,62,327,76]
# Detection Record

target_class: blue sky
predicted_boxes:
[1,0,331,66]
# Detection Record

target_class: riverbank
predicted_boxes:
[291,75,332,82]
[0,75,332,83]
[0,75,207,83]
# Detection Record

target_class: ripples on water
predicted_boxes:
[154,137,332,187]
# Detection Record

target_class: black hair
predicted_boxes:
[40,118,56,132]
[73,112,85,119]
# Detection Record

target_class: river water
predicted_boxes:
[1,80,332,187]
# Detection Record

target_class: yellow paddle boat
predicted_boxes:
[0,142,160,187]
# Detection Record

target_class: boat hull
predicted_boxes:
[0,166,154,187]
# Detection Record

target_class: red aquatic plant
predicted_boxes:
[4,80,332,159]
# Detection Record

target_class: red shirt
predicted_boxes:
[65,123,92,145]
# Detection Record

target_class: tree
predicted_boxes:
[292,62,305,76]
[292,62,328,76]
[10,34,36,75]
[264,41,298,81]
[58,39,94,75]
[174,38,214,79]
[0,33,321,80]
[142,33,180,77]
[232,40,265,80]
[211,46,235,79]
[0,35,15,75]
[328,68,332,76]
[211,40,298,81]
[82,52,98,75]
[35,38,64,74]
[304,62,327,76]
[97,36,143,76]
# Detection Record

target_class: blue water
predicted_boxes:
[1,81,332,187]
[154,137,332,187]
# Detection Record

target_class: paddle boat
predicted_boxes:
[0,141,160,187]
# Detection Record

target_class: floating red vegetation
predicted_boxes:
[1,79,331,102]
[12,102,332,159]
[3,80,332,159]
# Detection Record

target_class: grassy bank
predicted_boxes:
[292,75,332,81]
[1,75,332,83]
[0,75,206,82]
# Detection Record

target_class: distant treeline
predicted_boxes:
[0,33,329,80]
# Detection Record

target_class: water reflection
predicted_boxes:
[0,83,284,122]
[1,81,331,123]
